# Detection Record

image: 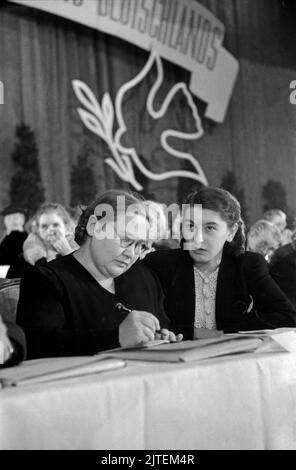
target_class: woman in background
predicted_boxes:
[144,187,296,339]
[23,202,78,266]
[262,209,292,245]
[246,219,282,262]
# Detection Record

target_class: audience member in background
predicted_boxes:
[17,190,181,359]
[23,202,78,266]
[269,234,296,309]
[246,219,282,262]
[0,314,26,367]
[262,209,292,245]
[0,204,28,274]
[144,187,296,340]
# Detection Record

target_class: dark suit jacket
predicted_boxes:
[144,247,296,339]
[269,243,296,309]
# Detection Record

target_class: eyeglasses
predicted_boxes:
[95,217,148,255]
[117,237,148,254]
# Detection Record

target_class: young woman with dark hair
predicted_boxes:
[144,187,296,339]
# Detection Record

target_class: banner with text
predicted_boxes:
[9,0,239,122]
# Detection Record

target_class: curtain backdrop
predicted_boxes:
[1,0,296,224]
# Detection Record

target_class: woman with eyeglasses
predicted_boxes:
[144,187,296,340]
[16,190,181,359]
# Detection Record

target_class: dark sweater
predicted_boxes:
[144,247,296,339]
[16,254,169,359]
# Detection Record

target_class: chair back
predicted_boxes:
[0,278,21,323]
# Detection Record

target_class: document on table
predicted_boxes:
[104,339,170,353]
[99,328,296,363]
[0,356,126,389]
[227,328,296,353]
[230,327,296,337]
[98,335,263,363]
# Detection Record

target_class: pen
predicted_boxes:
[115,302,132,314]
[115,302,162,334]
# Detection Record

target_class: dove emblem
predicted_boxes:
[73,50,208,190]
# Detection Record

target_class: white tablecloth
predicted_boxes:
[1,351,296,449]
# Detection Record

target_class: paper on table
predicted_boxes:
[225,328,296,352]
[255,331,296,353]
[141,339,170,347]
[99,335,264,363]
[0,356,125,389]
[104,339,170,353]
[235,327,296,337]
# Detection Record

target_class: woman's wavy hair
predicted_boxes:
[74,189,145,246]
[183,187,246,255]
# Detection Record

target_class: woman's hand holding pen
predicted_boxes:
[117,303,183,347]
[119,310,161,347]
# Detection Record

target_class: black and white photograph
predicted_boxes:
[0,0,296,455]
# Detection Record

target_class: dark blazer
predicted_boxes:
[269,243,296,309]
[144,246,296,339]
